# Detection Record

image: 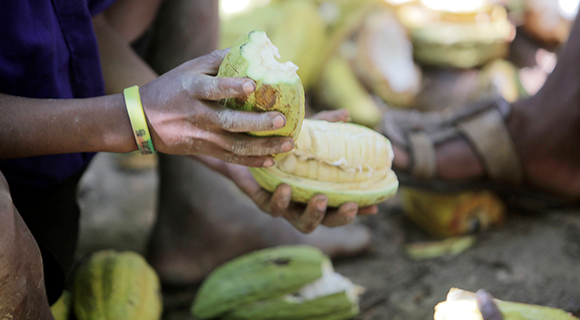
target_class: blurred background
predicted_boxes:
[76,0,580,319]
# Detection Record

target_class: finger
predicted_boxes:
[227,164,276,209]
[357,205,379,216]
[209,108,286,133]
[208,131,294,156]
[187,48,231,75]
[189,76,256,101]
[267,184,292,217]
[310,109,350,122]
[292,195,327,233]
[205,145,275,167]
[321,202,358,227]
[476,290,504,320]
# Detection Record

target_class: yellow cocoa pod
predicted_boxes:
[479,59,528,103]
[218,30,305,140]
[354,8,421,108]
[72,250,162,320]
[404,236,476,261]
[434,288,579,320]
[250,119,398,207]
[219,4,283,49]
[401,188,506,239]
[268,0,327,90]
[398,4,515,68]
[51,290,72,320]
[317,55,382,129]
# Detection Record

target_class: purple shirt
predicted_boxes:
[0,0,116,187]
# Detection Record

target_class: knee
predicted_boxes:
[0,170,43,275]
[0,172,51,318]
[0,171,16,238]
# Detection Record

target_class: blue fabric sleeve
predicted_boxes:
[88,0,118,16]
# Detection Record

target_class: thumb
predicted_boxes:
[476,290,504,320]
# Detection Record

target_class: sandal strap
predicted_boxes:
[408,132,437,179]
[402,97,523,185]
[455,102,523,185]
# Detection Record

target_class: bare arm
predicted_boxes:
[103,0,163,43]
[92,14,158,94]
[0,93,135,159]
[90,0,375,232]
[0,55,288,164]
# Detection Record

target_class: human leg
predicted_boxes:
[384,13,580,199]
[8,168,84,305]
[147,154,372,285]
[0,172,54,320]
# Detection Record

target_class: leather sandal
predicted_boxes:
[380,97,579,211]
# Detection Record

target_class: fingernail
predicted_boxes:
[273,115,286,128]
[276,187,291,207]
[316,199,327,211]
[243,81,255,94]
[277,197,288,209]
[263,159,274,167]
[347,208,358,217]
[344,203,358,216]
[281,141,294,152]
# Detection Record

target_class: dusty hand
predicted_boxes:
[226,164,378,233]
[477,290,504,320]
[139,49,293,167]
[197,109,379,233]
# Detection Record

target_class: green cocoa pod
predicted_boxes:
[317,54,383,129]
[218,30,305,140]
[250,119,399,207]
[224,287,361,320]
[51,290,72,320]
[191,245,364,320]
[434,288,579,320]
[219,0,327,91]
[72,250,163,320]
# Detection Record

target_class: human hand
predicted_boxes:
[139,48,293,167]
[227,163,379,233]
[477,290,504,320]
[195,109,379,233]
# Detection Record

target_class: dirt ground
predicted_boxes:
[77,152,580,320]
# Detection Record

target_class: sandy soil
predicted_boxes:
[77,152,580,320]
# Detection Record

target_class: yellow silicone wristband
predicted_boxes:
[123,85,156,155]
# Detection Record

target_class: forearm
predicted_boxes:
[0,93,136,159]
[93,14,158,94]
[94,0,220,92]
[103,0,163,43]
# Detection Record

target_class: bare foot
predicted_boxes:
[388,16,580,199]
[146,154,372,286]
